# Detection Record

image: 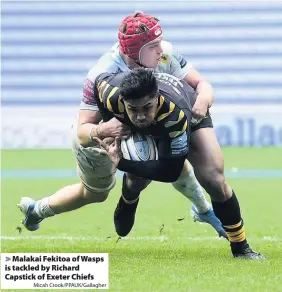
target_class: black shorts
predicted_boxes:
[191,112,213,132]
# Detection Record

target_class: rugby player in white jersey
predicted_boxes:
[18,12,237,242]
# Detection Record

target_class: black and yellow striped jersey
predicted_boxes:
[94,72,197,158]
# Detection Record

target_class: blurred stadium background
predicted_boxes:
[2,1,282,148]
[1,2,282,291]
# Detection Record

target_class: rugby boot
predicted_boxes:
[114,196,139,237]
[191,204,227,239]
[17,197,43,231]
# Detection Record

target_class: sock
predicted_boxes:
[121,174,140,204]
[212,191,247,248]
[33,197,57,219]
[172,167,210,213]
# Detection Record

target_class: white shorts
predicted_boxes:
[71,123,116,193]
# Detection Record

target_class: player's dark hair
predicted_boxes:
[120,68,158,101]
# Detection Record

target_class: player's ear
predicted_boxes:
[151,93,159,103]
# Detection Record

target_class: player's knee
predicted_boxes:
[172,164,197,192]
[125,173,151,193]
[212,169,225,189]
[95,192,109,203]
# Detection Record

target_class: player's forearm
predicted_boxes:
[77,109,105,146]
[77,123,97,146]
[118,156,186,182]
[196,80,214,107]
[77,123,105,146]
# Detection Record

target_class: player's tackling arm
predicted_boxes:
[77,109,102,146]
[77,110,131,146]
[77,73,131,146]
[183,68,214,118]
[168,48,214,118]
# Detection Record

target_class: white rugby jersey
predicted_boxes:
[81,40,192,111]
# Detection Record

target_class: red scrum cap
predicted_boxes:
[118,12,163,63]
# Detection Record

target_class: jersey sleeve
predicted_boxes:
[118,155,185,182]
[158,120,189,159]
[80,67,102,111]
[96,79,120,113]
[156,98,190,158]
[90,72,125,124]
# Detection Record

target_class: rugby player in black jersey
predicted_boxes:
[94,68,264,259]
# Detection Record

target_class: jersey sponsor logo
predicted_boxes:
[160,54,169,64]
[171,132,187,149]
[179,58,187,69]
[170,132,188,155]
[156,73,188,97]
[155,73,184,88]
[171,148,188,155]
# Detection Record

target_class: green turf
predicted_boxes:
[1,149,282,292]
[2,147,282,170]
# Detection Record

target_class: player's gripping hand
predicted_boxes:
[100,118,131,139]
[191,95,209,120]
[103,137,123,168]
[107,137,123,168]
[80,137,111,162]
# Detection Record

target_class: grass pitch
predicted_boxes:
[1,148,282,292]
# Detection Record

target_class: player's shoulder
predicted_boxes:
[87,59,120,83]
[95,71,127,90]
[156,97,188,139]
[94,71,127,114]
[156,94,187,125]
[86,43,123,82]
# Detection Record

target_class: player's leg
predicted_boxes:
[44,182,109,214]
[171,160,227,238]
[114,173,151,236]
[115,161,227,238]
[18,129,116,231]
[188,126,264,259]
[19,184,110,231]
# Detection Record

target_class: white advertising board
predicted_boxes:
[1,105,282,148]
